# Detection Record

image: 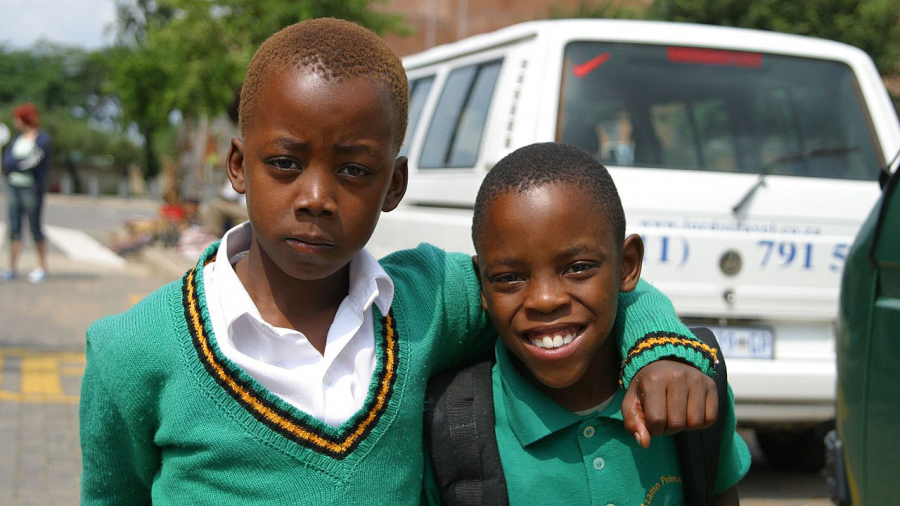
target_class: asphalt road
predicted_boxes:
[0,195,832,505]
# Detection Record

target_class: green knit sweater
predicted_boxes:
[80,243,715,505]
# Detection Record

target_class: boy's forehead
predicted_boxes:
[478,184,616,246]
[269,65,392,102]
[489,183,598,218]
[245,66,396,134]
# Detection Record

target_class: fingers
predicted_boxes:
[635,424,651,449]
[685,378,709,428]
[627,359,720,441]
[622,383,652,449]
[663,376,687,435]
[640,378,669,438]
[704,378,719,427]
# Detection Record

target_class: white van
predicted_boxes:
[369,19,900,469]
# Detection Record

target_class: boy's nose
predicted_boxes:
[524,279,569,314]
[295,169,337,217]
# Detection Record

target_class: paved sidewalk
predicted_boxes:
[0,247,173,506]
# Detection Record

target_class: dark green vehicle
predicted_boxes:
[828,152,900,506]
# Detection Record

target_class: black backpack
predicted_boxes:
[424,327,727,506]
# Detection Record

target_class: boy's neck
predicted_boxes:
[514,345,620,413]
[234,238,351,355]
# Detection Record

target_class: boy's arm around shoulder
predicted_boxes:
[615,279,717,388]
[80,287,175,505]
[380,243,495,374]
[616,279,721,445]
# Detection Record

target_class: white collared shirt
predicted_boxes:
[203,222,394,427]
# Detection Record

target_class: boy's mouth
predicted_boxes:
[524,325,584,350]
[284,236,335,253]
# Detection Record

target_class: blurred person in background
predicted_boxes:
[201,179,248,238]
[1,103,52,283]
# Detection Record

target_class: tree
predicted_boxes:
[0,44,141,191]
[649,0,900,75]
[106,1,179,180]
[549,0,648,20]
[107,0,407,181]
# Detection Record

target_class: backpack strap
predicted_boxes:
[675,326,728,506]
[424,359,509,506]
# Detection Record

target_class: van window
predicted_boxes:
[420,60,503,168]
[558,42,881,180]
[400,76,435,158]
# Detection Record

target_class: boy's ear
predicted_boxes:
[382,156,408,213]
[619,234,644,293]
[471,255,488,310]
[226,137,247,194]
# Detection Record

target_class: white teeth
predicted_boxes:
[530,331,578,349]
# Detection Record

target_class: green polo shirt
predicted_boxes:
[493,340,751,506]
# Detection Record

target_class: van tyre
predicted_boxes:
[755,421,834,472]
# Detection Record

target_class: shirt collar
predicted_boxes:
[212,221,394,330]
[494,340,625,447]
[348,246,394,316]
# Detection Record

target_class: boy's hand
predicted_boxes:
[622,360,717,448]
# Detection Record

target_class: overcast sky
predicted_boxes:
[0,0,117,49]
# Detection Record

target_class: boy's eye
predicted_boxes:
[490,273,524,287]
[565,263,596,276]
[338,164,371,177]
[269,158,300,171]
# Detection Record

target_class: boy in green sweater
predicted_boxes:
[425,143,750,505]
[80,19,719,505]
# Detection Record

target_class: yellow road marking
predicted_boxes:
[0,348,86,404]
[21,356,63,395]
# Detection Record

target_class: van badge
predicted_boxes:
[720,250,742,276]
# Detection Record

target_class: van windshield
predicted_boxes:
[558,42,881,180]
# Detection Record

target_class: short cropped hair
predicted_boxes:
[472,142,626,250]
[239,18,409,150]
[13,103,40,129]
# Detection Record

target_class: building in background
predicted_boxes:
[377,0,649,56]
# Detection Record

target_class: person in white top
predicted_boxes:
[1,103,51,283]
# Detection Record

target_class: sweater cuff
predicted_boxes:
[619,331,718,388]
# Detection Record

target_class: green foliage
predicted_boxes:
[108,0,406,122]
[0,45,142,177]
[0,42,106,119]
[105,0,407,179]
[549,0,648,20]
[649,0,900,75]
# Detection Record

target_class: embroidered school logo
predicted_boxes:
[643,474,684,506]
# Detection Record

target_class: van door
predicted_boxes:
[862,164,900,504]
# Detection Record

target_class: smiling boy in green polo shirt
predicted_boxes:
[426,143,750,506]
